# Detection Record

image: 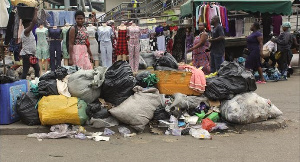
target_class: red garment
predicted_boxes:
[170,26,178,31]
[220,7,226,29]
[205,5,211,31]
[167,38,173,54]
[116,30,129,55]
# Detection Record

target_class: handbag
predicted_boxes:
[262,41,272,58]
[29,55,38,64]
[274,51,281,60]
[262,47,271,58]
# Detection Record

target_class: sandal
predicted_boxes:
[256,80,266,84]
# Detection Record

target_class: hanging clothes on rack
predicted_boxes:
[196,3,229,32]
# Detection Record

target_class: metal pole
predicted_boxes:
[64,0,70,11]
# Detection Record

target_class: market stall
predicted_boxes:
[180,0,293,60]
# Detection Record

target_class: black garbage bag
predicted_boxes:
[38,79,59,96]
[39,71,56,81]
[101,61,136,106]
[153,106,170,120]
[0,75,15,84]
[157,53,178,69]
[139,56,147,70]
[55,66,68,80]
[204,61,257,100]
[136,71,151,88]
[16,92,40,125]
[86,101,110,119]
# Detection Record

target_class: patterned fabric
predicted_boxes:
[36,27,50,59]
[149,37,157,51]
[192,34,210,74]
[72,45,92,70]
[74,26,88,45]
[140,38,150,52]
[140,27,149,39]
[128,26,141,72]
[61,27,70,59]
[116,29,128,55]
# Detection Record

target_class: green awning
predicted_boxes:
[180,0,292,17]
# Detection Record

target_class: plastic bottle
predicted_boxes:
[207,112,219,122]
[195,110,206,122]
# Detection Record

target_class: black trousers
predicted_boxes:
[21,55,40,79]
[50,40,62,71]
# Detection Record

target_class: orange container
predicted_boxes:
[152,71,201,96]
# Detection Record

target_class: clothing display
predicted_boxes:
[73,26,92,70]
[157,35,166,51]
[61,27,70,59]
[116,29,128,55]
[98,25,113,67]
[48,28,62,71]
[235,19,243,37]
[272,15,282,37]
[110,25,117,63]
[35,27,49,59]
[0,0,9,28]
[4,11,15,45]
[87,25,99,61]
[245,31,263,70]
[140,38,150,52]
[128,25,141,72]
[46,11,75,27]
[196,4,229,32]
[192,33,210,74]
[149,37,158,51]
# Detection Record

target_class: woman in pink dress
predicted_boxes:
[187,22,210,74]
[69,10,93,70]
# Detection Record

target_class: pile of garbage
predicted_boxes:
[11,60,283,141]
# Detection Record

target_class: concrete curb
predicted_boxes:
[0,117,288,135]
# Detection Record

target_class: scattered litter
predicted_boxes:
[103,128,115,136]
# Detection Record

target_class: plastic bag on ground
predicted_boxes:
[139,56,147,70]
[86,100,110,119]
[140,52,155,67]
[165,93,207,112]
[39,71,56,81]
[156,53,178,69]
[38,79,59,96]
[38,95,88,125]
[118,127,131,136]
[103,128,115,136]
[89,116,119,128]
[57,76,71,97]
[204,61,257,100]
[189,128,212,139]
[201,118,216,132]
[16,92,40,125]
[68,66,106,103]
[101,61,136,106]
[109,86,161,132]
[55,66,68,80]
[136,71,151,88]
[220,92,283,124]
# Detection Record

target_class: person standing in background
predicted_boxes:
[209,16,225,73]
[20,8,40,79]
[245,22,265,83]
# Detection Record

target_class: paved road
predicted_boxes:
[1,71,299,162]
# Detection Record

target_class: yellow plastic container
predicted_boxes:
[152,71,201,95]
